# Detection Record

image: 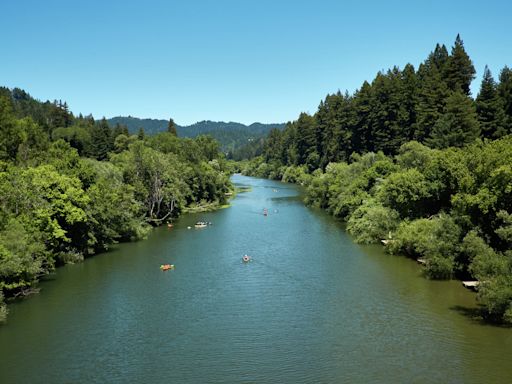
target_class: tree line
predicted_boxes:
[240,36,512,324]
[0,88,232,322]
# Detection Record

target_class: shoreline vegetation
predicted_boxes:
[239,36,512,325]
[182,200,232,213]
[0,88,234,323]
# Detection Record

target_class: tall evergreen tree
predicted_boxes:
[370,68,410,154]
[431,43,449,73]
[0,96,18,160]
[498,66,512,133]
[415,61,450,141]
[137,127,145,140]
[295,113,318,170]
[444,34,476,95]
[476,66,507,138]
[352,81,373,153]
[167,118,177,136]
[317,91,354,167]
[399,63,419,141]
[113,123,129,138]
[427,90,480,148]
[90,118,113,160]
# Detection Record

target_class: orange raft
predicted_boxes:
[160,264,175,271]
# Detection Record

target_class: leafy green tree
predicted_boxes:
[0,218,48,293]
[347,199,400,244]
[111,142,190,222]
[396,141,434,170]
[0,291,7,323]
[377,168,432,218]
[387,214,461,279]
[85,162,148,251]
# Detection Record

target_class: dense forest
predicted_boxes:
[240,35,512,324]
[107,116,285,157]
[0,87,233,322]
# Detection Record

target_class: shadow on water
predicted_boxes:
[450,305,512,328]
[269,195,303,203]
[449,305,486,324]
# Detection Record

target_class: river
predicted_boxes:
[0,175,511,383]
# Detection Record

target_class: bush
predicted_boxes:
[424,254,455,279]
[0,291,7,323]
[387,214,461,279]
[347,199,399,244]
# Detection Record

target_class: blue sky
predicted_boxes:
[1,0,511,125]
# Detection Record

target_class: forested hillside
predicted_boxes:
[240,35,512,324]
[0,87,233,322]
[107,116,285,156]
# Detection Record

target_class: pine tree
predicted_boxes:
[415,61,450,141]
[137,127,145,140]
[444,34,476,95]
[400,63,419,141]
[427,91,480,148]
[431,44,449,73]
[167,118,177,136]
[476,66,507,138]
[370,67,411,154]
[352,81,373,153]
[498,66,512,133]
[295,113,318,170]
[0,95,18,160]
[90,118,113,160]
[317,91,354,167]
[113,123,126,138]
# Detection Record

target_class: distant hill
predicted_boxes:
[107,116,285,155]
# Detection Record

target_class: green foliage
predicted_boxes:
[396,141,433,170]
[282,165,309,184]
[427,91,480,149]
[387,215,461,279]
[377,169,432,218]
[498,66,512,132]
[347,199,399,244]
[444,34,476,95]
[0,291,7,323]
[476,66,507,139]
[477,274,512,324]
[167,118,177,136]
[0,218,48,292]
[90,118,114,160]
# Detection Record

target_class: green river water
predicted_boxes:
[0,175,511,383]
